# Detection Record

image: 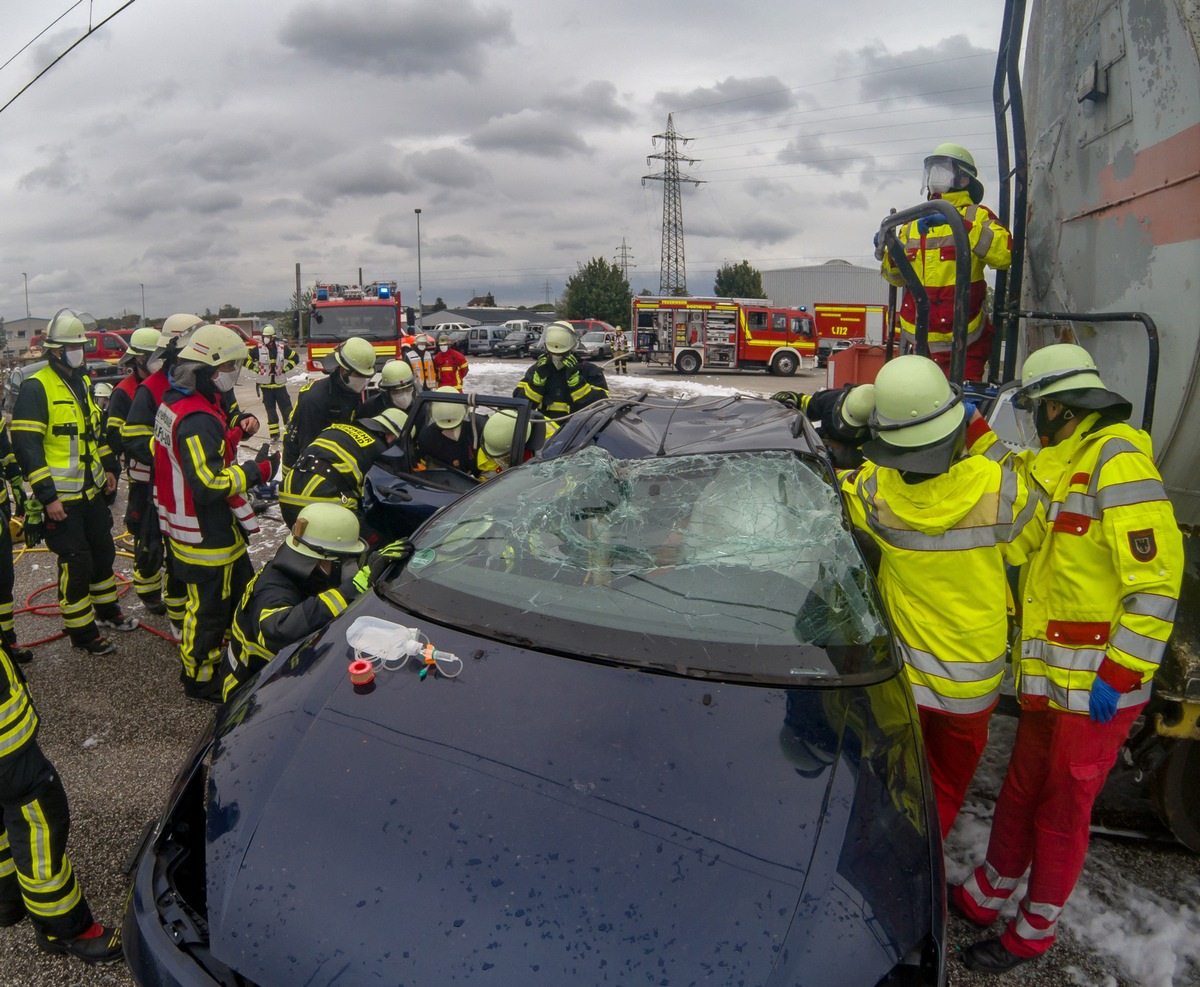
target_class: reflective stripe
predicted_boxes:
[907,680,999,715]
[962,862,1020,913]
[1096,478,1168,510]
[1011,897,1062,943]
[319,589,347,616]
[1109,625,1169,664]
[1122,592,1178,620]
[899,640,1005,684]
[1046,490,1098,521]
[1017,667,1152,713]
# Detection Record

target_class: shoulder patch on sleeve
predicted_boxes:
[1128,528,1157,562]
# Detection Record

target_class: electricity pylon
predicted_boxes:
[642,114,704,296]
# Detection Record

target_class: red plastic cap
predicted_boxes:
[348,659,375,685]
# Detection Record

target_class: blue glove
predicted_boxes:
[872,231,881,248]
[917,215,939,235]
[1089,677,1120,723]
[962,400,977,419]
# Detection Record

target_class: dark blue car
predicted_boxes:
[123,395,946,986]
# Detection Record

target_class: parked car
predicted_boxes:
[25,328,129,387]
[123,394,946,987]
[465,324,510,356]
[492,328,536,358]
[578,330,614,360]
[443,327,470,354]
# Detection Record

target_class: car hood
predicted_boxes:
[205,593,936,986]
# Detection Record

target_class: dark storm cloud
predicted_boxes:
[307,149,413,199]
[689,214,796,247]
[850,35,994,106]
[18,153,78,192]
[542,81,634,125]
[779,135,877,175]
[466,112,588,156]
[654,76,799,116]
[408,148,491,189]
[278,0,514,79]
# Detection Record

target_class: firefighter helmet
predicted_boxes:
[379,359,414,390]
[261,323,276,338]
[288,504,367,560]
[482,409,529,458]
[361,408,408,439]
[924,142,984,203]
[430,385,467,429]
[1015,343,1131,413]
[178,324,247,367]
[43,309,93,347]
[839,383,876,430]
[157,313,205,348]
[92,382,114,401]
[863,355,965,473]
[437,333,452,346]
[415,333,435,349]
[332,337,376,376]
[119,326,161,366]
[543,322,577,354]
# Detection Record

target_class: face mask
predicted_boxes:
[439,344,449,353]
[923,161,956,196]
[445,424,462,441]
[147,355,164,374]
[550,354,565,369]
[64,348,85,368]
[391,390,413,410]
[416,344,426,353]
[214,368,239,392]
[347,375,369,393]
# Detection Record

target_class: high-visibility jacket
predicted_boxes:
[514,355,609,419]
[224,544,362,699]
[0,645,37,761]
[407,349,437,388]
[248,341,298,387]
[432,348,468,390]
[880,189,1011,355]
[0,426,26,519]
[1003,414,1183,713]
[283,374,364,470]
[153,389,263,568]
[842,456,1043,714]
[280,422,385,515]
[11,364,113,505]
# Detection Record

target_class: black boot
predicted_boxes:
[961,937,1032,974]
[35,922,123,965]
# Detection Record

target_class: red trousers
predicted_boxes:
[918,702,996,840]
[956,703,1141,957]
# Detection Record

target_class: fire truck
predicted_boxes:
[810,303,888,366]
[631,296,816,376]
[306,280,404,372]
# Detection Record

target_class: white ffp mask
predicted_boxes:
[64,349,85,368]
[439,344,449,352]
[215,368,239,392]
[347,375,369,393]
[392,390,413,410]
[550,354,565,369]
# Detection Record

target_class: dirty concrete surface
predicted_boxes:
[0,360,1194,987]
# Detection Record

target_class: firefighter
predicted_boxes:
[514,321,609,419]
[477,409,528,480]
[0,645,123,964]
[432,332,468,390]
[153,324,279,703]
[772,384,876,469]
[283,336,374,471]
[612,327,630,374]
[0,427,32,662]
[360,359,415,417]
[278,408,408,528]
[105,327,166,613]
[406,333,438,389]
[418,387,480,475]
[952,344,1184,974]
[246,323,298,442]
[840,356,1042,841]
[878,143,1012,382]
[11,310,134,656]
[223,506,411,700]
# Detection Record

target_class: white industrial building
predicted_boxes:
[761,259,889,310]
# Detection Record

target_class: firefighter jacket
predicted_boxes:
[0,427,26,520]
[1003,414,1183,714]
[224,544,361,698]
[123,369,175,485]
[432,347,468,389]
[880,189,1012,355]
[842,456,1043,714]
[153,388,266,569]
[248,340,298,387]
[419,418,481,476]
[514,354,609,419]
[283,374,364,470]
[105,374,141,473]
[12,364,115,506]
[280,422,386,515]
[407,348,437,388]
[0,646,37,762]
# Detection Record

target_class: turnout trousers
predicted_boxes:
[918,700,996,840]
[0,742,93,938]
[260,386,293,441]
[42,495,120,646]
[0,513,20,650]
[125,480,164,607]
[955,703,1141,956]
[172,551,252,686]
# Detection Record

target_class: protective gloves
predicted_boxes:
[254,442,280,481]
[962,400,977,419]
[1089,677,1121,723]
[10,484,26,518]
[23,499,44,549]
[352,539,413,595]
[917,215,939,236]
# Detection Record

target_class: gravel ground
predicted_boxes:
[0,360,1194,986]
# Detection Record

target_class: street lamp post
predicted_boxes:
[139,283,146,326]
[22,273,29,317]
[414,208,423,331]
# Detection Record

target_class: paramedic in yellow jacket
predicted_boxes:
[880,143,1011,381]
[841,355,1042,841]
[952,343,1183,974]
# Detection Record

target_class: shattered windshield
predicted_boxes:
[387,446,892,683]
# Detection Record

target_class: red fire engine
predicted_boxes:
[306,280,405,372]
[810,303,888,366]
[631,296,817,376]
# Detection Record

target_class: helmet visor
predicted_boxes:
[922,157,957,196]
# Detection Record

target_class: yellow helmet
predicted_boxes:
[482,409,530,457]
[288,504,367,560]
[261,323,276,338]
[332,337,376,375]
[362,408,408,439]
[44,308,93,347]
[1015,343,1130,414]
[543,322,577,354]
[430,385,467,429]
[863,355,965,473]
[178,324,247,366]
[379,359,414,390]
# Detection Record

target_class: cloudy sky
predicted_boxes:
[1,0,1009,322]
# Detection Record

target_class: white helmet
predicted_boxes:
[430,385,467,429]
[44,308,93,347]
[178,324,247,367]
[157,313,205,349]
